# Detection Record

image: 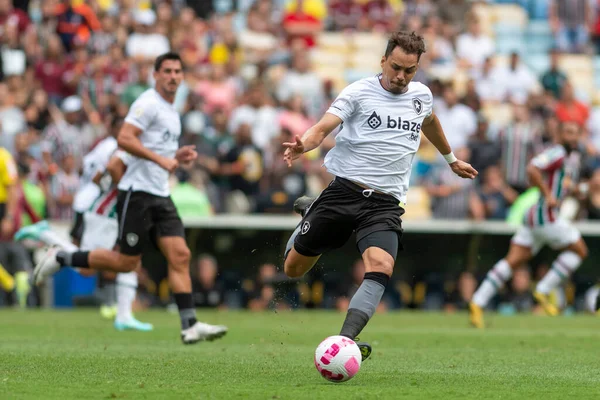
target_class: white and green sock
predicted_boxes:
[472,259,512,308]
[536,251,582,294]
[116,272,137,323]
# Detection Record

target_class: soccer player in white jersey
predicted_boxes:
[70,122,119,245]
[469,121,588,328]
[72,117,121,318]
[32,52,227,344]
[281,32,477,360]
[16,151,153,331]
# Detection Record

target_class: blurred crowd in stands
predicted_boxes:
[2,0,600,312]
[3,0,600,222]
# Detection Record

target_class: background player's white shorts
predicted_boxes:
[80,212,118,251]
[511,219,581,255]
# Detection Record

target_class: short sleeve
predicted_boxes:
[326,84,358,122]
[422,85,434,118]
[125,96,156,131]
[114,150,133,166]
[530,146,565,171]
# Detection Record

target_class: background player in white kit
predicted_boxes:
[33,53,227,344]
[70,121,119,245]
[16,150,153,331]
[281,32,477,360]
[72,117,121,319]
[469,121,588,328]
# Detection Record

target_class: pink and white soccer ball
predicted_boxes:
[314,335,362,382]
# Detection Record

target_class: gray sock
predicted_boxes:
[284,224,301,260]
[340,273,388,339]
[348,279,385,319]
[179,308,197,330]
[101,283,117,306]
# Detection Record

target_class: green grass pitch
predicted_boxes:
[1,309,599,399]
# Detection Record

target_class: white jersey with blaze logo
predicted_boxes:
[324,76,434,204]
[119,88,181,197]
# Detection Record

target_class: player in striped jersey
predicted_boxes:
[469,121,588,328]
[15,151,153,331]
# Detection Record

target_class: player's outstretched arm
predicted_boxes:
[118,123,178,172]
[283,113,341,167]
[421,112,478,180]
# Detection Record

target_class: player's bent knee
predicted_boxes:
[169,246,191,270]
[283,249,318,278]
[361,247,395,277]
[284,262,306,278]
[366,257,394,276]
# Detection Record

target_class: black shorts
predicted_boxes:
[69,212,84,242]
[294,177,404,257]
[116,190,185,256]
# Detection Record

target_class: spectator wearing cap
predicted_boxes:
[125,9,170,62]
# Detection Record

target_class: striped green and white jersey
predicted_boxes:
[525,144,581,227]
[88,187,118,219]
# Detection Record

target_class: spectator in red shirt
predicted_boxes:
[282,0,323,48]
[328,0,365,31]
[555,81,589,127]
[363,0,398,32]
[0,0,30,40]
[34,35,69,105]
[102,45,132,97]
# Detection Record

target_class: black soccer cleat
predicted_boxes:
[355,339,372,361]
[293,196,315,217]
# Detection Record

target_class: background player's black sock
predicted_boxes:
[56,251,90,268]
[174,293,197,330]
[339,272,389,339]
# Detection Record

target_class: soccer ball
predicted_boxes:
[314,335,362,382]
